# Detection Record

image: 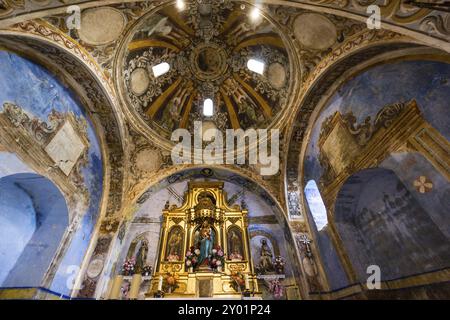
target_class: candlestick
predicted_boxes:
[244,274,250,290]
[158,275,163,291]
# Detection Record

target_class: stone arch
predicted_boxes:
[286,39,428,219]
[0,25,126,297]
[0,22,126,223]
[104,166,307,298]
[285,41,450,289]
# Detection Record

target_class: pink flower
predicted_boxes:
[212,258,217,263]
[192,258,197,263]
[186,251,192,257]
[186,260,192,267]
[216,260,222,266]
[218,250,224,256]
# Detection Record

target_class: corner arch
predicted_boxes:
[0,173,69,287]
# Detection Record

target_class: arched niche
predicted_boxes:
[107,167,305,298]
[227,225,245,260]
[334,168,450,282]
[0,32,117,296]
[293,50,450,290]
[0,173,68,287]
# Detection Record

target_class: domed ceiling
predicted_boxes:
[118,0,293,139]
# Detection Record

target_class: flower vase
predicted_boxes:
[189,266,193,273]
[217,266,222,273]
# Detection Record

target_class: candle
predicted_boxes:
[244,274,250,290]
[158,275,163,291]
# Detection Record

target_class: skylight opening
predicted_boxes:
[152,62,170,78]
[304,180,328,231]
[250,7,260,21]
[203,98,214,117]
[247,59,265,75]
[176,0,185,11]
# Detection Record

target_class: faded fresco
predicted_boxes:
[303,59,450,290]
[0,50,103,295]
[304,60,450,184]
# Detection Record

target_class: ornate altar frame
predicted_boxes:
[147,181,260,298]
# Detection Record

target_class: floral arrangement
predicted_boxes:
[185,246,200,269]
[229,252,243,260]
[163,272,179,293]
[268,279,284,299]
[209,246,225,271]
[121,258,136,276]
[167,254,180,262]
[274,256,285,274]
[141,265,153,277]
[230,272,245,292]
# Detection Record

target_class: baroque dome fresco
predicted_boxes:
[117,0,293,139]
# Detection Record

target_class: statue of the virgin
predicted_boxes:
[196,220,215,265]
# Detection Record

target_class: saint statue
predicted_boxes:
[167,228,183,259]
[195,220,215,265]
[229,229,242,257]
[258,239,274,274]
[135,240,148,273]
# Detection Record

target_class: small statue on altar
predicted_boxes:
[257,239,274,274]
[229,229,243,260]
[135,240,148,273]
[195,220,215,265]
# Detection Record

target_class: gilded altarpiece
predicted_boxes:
[147,181,260,298]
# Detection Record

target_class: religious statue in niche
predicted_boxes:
[257,239,274,274]
[228,227,244,260]
[166,227,184,261]
[148,181,259,298]
[194,220,215,266]
[135,240,148,273]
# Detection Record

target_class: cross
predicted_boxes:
[298,234,313,258]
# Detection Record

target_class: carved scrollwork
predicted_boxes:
[228,262,247,272]
[317,100,415,187]
[3,102,63,143]
[0,0,24,18]
[304,0,450,40]
[1,102,90,197]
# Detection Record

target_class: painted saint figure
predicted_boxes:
[167,228,183,260]
[229,229,243,259]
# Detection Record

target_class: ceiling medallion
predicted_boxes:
[190,42,228,82]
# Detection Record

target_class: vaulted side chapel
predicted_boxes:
[0,0,449,300]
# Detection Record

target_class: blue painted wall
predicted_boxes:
[0,177,36,285]
[304,60,450,183]
[303,59,450,290]
[1,174,69,287]
[0,50,103,295]
[335,168,450,281]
